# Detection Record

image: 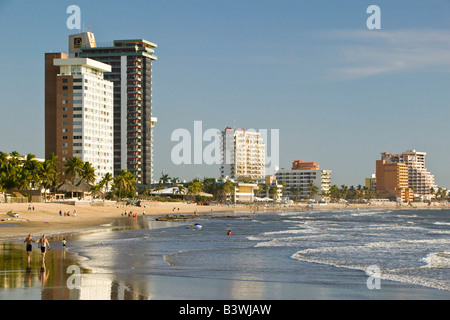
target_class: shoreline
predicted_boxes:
[0,201,447,243]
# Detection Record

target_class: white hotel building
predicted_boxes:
[275,167,332,202]
[47,56,114,183]
[220,127,266,180]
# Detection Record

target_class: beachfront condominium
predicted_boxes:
[76,33,158,185]
[220,127,266,180]
[275,160,332,202]
[380,150,437,200]
[45,44,113,183]
[376,159,413,202]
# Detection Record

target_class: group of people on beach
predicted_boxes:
[59,209,76,217]
[122,210,144,218]
[24,234,51,261]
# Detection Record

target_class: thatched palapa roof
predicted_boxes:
[55,179,84,193]
[75,179,93,192]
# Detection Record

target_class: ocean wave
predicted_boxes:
[86,236,148,247]
[434,222,450,226]
[291,246,450,291]
[421,252,450,269]
[366,238,450,249]
[254,235,327,247]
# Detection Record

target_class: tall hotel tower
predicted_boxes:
[220,127,266,180]
[45,32,113,182]
[78,35,158,185]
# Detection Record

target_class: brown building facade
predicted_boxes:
[45,52,72,174]
[376,160,413,202]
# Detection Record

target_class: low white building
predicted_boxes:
[275,168,331,202]
[233,182,259,203]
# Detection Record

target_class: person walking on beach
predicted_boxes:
[24,234,37,261]
[38,235,51,261]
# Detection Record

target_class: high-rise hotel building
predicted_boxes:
[78,35,158,185]
[45,32,113,183]
[380,150,437,199]
[220,127,266,180]
[376,159,413,202]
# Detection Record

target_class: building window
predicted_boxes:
[62,86,68,90]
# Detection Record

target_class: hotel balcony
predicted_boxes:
[127,135,142,140]
[128,113,142,119]
[128,101,142,107]
[127,83,141,89]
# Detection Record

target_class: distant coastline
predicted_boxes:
[0,201,448,242]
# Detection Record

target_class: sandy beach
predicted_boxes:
[0,201,243,242]
[0,200,446,242]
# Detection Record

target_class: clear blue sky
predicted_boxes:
[1,0,450,187]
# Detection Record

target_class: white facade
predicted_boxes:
[220,128,265,180]
[54,58,114,183]
[275,168,332,202]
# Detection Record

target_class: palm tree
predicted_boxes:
[64,157,84,183]
[90,183,104,199]
[41,160,58,201]
[222,180,235,202]
[113,169,136,199]
[23,154,43,190]
[81,161,96,184]
[308,182,319,200]
[100,172,113,194]
[176,185,186,200]
[43,154,60,190]
[269,186,279,201]
[187,179,203,197]
[290,187,302,201]
[160,173,170,185]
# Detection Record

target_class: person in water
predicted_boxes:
[227,230,232,236]
[38,235,51,260]
[24,234,38,261]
